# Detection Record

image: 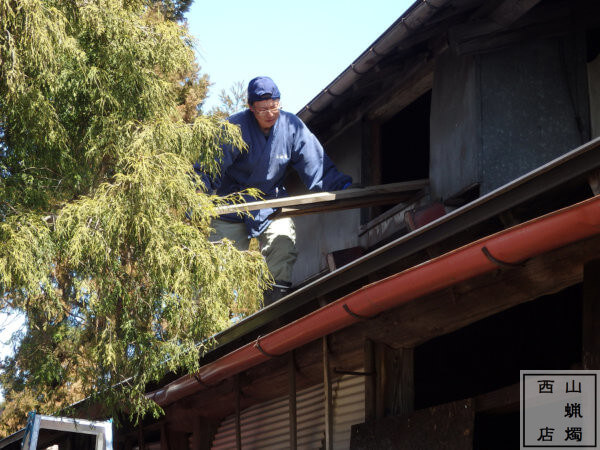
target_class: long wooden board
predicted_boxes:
[213,179,429,218]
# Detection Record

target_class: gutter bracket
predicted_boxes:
[481,246,529,268]
[254,335,284,358]
[193,374,214,389]
[342,303,380,320]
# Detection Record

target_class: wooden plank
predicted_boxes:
[364,339,376,422]
[327,247,365,272]
[277,191,425,218]
[396,348,415,416]
[323,336,333,450]
[137,427,145,450]
[190,417,217,450]
[172,235,600,428]
[160,423,169,450]
[489,0,543,26]
[363,234,600,349]
[448,1,568,55]
[474,383,519,413]
[350,399,474,450]
[214,180,429,217]
[375,342,386,420]
[190,417,201,450]
[583,259,600,369]
[234,375,242,450]
[374,344,415,418]
[288,351,297,450]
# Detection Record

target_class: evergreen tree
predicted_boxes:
[210,80,248,118]
[0,0,268,434]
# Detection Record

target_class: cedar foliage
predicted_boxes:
[0,0,268,434]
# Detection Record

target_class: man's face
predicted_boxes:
[250,99,281,132]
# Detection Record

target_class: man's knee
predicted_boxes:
[261,236,298,283]
[210,219,250,251]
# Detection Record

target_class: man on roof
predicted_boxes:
[195,76,352,306]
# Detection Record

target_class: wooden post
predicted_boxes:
[583,259,600,369]
[137,426,145,450]
[190,416,204,450]
[289,350,298,450]
[375,342,386,419]
[366,341,415,419]
[323,336,333,450]
[364,339,377,422]
[160,423,170,450]
[394,347,415,416]
[235,375,242,450]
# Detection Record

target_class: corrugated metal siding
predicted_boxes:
[211,372,364,450]
[332,374,365,449]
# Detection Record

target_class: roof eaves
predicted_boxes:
[149,192,600,406]
[297,0,451,122]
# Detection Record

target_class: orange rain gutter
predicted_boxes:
[148,195,600,406]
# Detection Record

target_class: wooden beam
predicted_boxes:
[448,0,567,55]
[190,417,202,450]
[160,423,169,450]
[375,342,386,420]
[169,235,600,428]
[367,68,435,122]
[190,417,218,450]
[395,348,415,416]
[489,0,543,27]
[351,399,474,448]
[137,426,145,450]
[363,234,600,349]
[313,51,438,144]
[234,375,242,450]
[214,180,429,218]
[323,336,333,450]
[364,339,377,422]
[474,382,519,413]
[288,351,297,450]
[583,259,600,369]
[372,344,415,418]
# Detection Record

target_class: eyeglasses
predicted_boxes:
[252,104,282,116]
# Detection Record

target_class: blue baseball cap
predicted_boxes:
[247,77,281,104]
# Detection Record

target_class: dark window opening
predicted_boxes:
[380,90,431,185]
[414,283,582,409]
[586,27,600,63]
[366,90,431,222]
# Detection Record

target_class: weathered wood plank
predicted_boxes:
[234,374,241,450]
[448,1,568,55]
[165,234,600,428]
[473,382,519,413]
[363,234,600,348]
[350,399,474,450]
[288,351,297,450]
[364,339,376,422]
[214,180,429,217]
[396,348,415,416]
[583,259,600,369]
[323,336,333,450]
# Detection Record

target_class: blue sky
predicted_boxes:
[187,0,416,113]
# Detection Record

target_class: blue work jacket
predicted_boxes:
[195,109,351,238]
